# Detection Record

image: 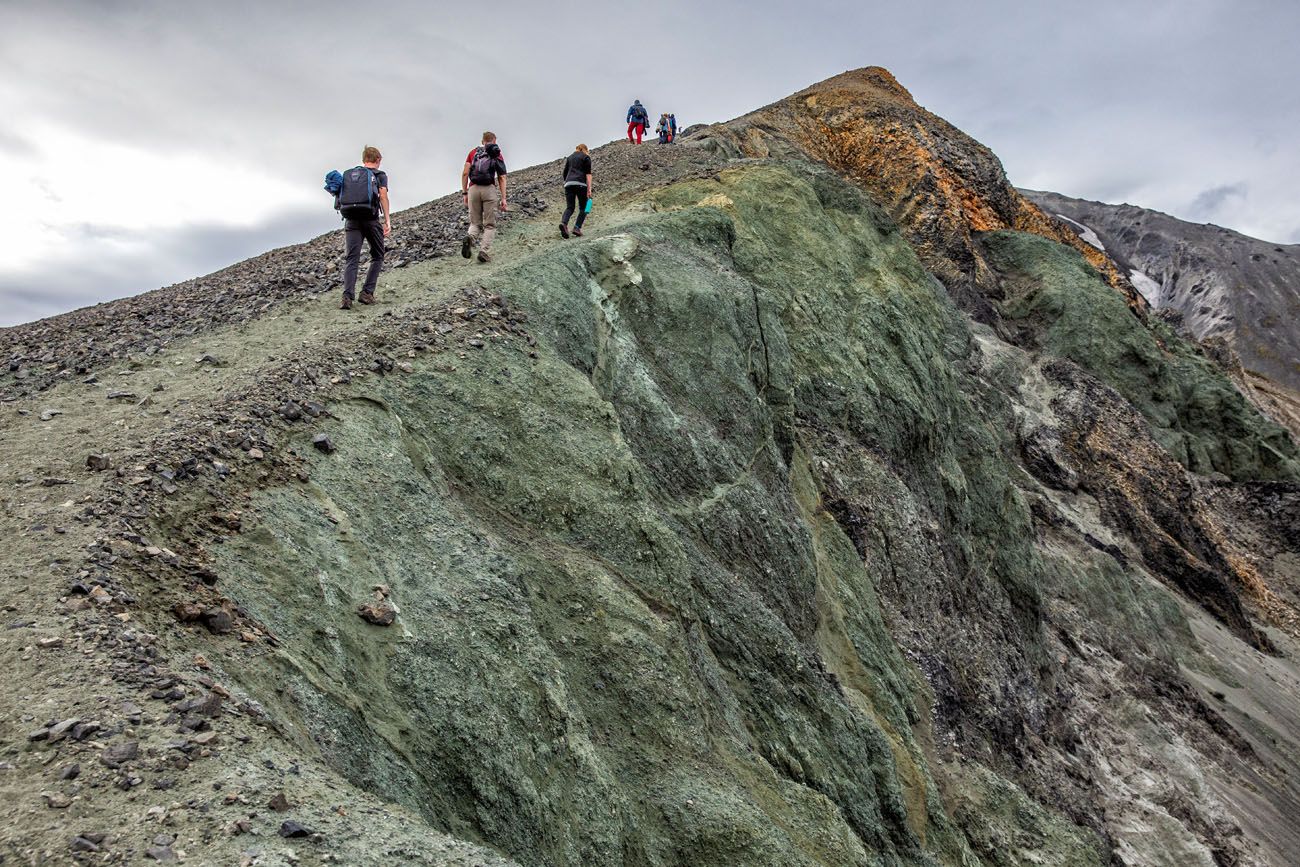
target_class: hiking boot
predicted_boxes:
[559,223,570,239]
[359,292,375,305]
[340,296,353,310]
[461,236,472,258]
[477,250,491,264]
[573,228,583,237]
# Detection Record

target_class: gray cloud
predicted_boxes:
[4,0,1300,327]
[0,128,36,158]
[0,206,336,327]
[1188,183,1248,221]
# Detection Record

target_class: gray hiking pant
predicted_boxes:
[343,218,385,299]
[467,183,499,252]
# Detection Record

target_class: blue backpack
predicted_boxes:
[336,166,378,220]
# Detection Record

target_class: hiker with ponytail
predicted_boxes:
[559,143,593,239]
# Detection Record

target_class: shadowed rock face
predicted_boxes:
[1022,189,1300,437]
[0,68,1298,867]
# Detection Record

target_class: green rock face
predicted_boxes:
[978,230,1300,481]
[214,164,1117,865]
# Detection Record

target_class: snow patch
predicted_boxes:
[1055,214,1106,252]
[1129,270,1162,306]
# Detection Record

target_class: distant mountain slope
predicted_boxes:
[1023,190,1300,432]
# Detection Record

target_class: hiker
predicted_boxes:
[460,132,508,263]
[559,144,593,239]
[668,113,678,141]
[336,146,390,310]
[655,113,672,144]
[626,100,649,144]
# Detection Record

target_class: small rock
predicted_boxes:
[268,792,290,812]
[197,353,221,366]
[311,433,335,453]
[89,586,113,606]
[278,820,315,839]
[27,727,50,742]
[99,740,139,768]
[356,601,396,626]
[71,721,101,741]
[173,602,204,622]
[145,845,178,862]
[39,409,63,421]
[43,791,73,809]
[60,763,81,781]
[247,448,264,460]
[69,836,100,853]
[37,636,65,649]
[190,730,218,746]
[40,477,73,487]
[47,718,81,743]
[106,390,136,401]
[202,608,235,635]
[176,692,223,718]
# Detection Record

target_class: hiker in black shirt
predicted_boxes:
[340,145,390,309]
[559,144,592,239]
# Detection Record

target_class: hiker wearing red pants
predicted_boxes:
[626,100,649,144]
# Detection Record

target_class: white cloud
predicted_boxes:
[3,122,315,276]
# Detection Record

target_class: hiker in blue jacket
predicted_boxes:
[626,100,649,144]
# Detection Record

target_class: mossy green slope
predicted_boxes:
[212,164,1120,865]
[979,230,1299,481]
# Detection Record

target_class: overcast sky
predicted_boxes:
[2,0,1297,327]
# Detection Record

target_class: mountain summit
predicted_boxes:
[1,68,1298,866]
[696,66,1144,318]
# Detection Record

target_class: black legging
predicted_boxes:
[561,185,589,229]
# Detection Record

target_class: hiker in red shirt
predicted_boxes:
[460,132,508,263]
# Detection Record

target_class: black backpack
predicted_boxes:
[337,166,378,219]
[468,146,499,186]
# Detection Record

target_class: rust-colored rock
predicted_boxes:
[696,66,1147,320]
[357,601,397,626]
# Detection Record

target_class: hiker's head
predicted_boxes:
[481,131,497,144]
[361,145,382,166]
[575,144,589,154]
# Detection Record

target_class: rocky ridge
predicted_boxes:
[0,68,1298,867]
